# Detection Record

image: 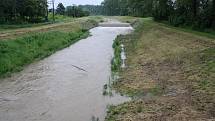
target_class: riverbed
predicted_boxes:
[0,23,133,121]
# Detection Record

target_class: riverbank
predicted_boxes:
[0,20,133,121]
[106,17,215,120]
[0,16,103,78]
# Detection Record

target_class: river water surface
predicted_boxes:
[0,23,133,121]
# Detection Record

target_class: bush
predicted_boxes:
[168,15,185,27]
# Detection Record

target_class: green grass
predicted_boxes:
[111,36,122,71]
[0,15,73,31]
[0,22,52,31]
[48,14,74,22]
[192,47,215,92]
[0,30,88,77]
[0,17,102,78]
[111,17,146,73]
[159,21,215,39]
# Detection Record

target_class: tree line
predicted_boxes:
[0,0,48,23]
[0,1,89,24]
[56,3,90,17]
[101,0,215,31]
[79,5,103,15]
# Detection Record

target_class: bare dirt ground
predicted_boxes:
[105,18,215,121]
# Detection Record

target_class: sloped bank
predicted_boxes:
[106,17,215,121]
[0,18,102,78]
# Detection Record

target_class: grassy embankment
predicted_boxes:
[0,16,103,78]
[106,17,215,121]
[0,15,73,31]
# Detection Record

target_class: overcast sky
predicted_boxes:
[51,0,103,8]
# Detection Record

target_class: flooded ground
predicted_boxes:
[0,23,133,121]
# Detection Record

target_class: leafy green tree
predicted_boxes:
[66,5,89,17]
[153,0,173,20]
[213,0,215,29]
[100,0,214,30]
[56,3,65,15]
[79,5,103,15]
[0,0,47,23]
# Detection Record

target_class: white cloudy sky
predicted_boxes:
[50,0,103,7]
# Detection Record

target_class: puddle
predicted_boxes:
[0,23,133,121]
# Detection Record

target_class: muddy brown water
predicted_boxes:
[0,24,133,121]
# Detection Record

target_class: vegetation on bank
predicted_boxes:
[111,17,144,72]
[90,0,215,33]
[0,22,52,31]
[106,17,215,121]
[0,15,73,32]
[0,0,48,23]
[0,16,102,40]
[111,36,122,71]
[0,0,90,24]
[0,17,101,78]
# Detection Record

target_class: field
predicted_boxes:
[106,17,215,121]
[0,16,103,77]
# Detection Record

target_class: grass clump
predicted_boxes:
[111,36,122,71]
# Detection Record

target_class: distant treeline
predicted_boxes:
[0,0,48,23]
[56,3,90,18]
[0,1,89,24]
[79,5,103,15]
[99,0,215,31]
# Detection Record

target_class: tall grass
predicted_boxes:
[0,16,102,78]
[111,36,122,71]
[0,30,88,77]
[111,18,145,72]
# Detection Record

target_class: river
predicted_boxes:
[0,22,133,121]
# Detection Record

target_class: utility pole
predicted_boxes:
[45,0,49,22]
[52,0,55,22]
[47,0,55,23]
[13,0,17,21]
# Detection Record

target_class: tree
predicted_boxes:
[153,0,173,20]
[0,0,47,23]
[56,3,65,15]
[79,5,103,15]
[100,0,213,31]
[213,0,215,29]
[66,5,89,17]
